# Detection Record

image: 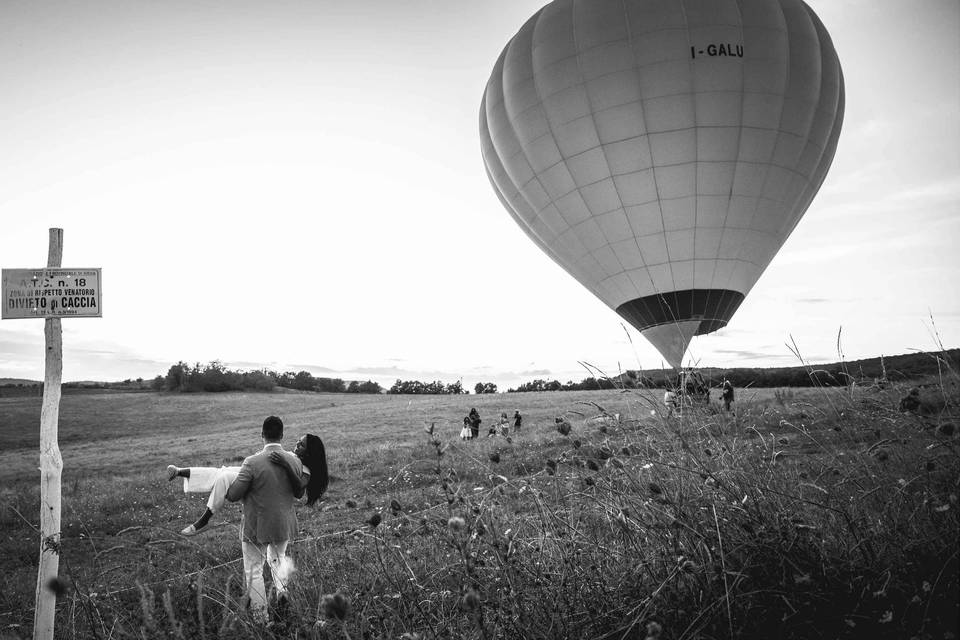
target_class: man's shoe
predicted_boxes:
[166,465,179,481]
[180,524,198,536]
[268,594,291,634]
[276,593,290,617]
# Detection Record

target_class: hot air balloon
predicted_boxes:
[480,0,844,368]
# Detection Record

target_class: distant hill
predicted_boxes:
[0,378,40,386]
[611,348,959,389]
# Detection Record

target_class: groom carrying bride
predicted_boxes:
[224,415,302,623]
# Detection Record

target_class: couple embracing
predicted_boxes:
[167,415,328,623]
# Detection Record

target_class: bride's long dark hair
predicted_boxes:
[299,434,329,505]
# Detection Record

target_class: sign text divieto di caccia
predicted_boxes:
[1,268,102,319]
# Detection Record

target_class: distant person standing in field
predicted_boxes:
[663,389,679,417]
[513,411,522,432]
[721,379,735,412]
[469,408,481,438]
[495,412,510,437]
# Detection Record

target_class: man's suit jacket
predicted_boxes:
[226,442,302,544]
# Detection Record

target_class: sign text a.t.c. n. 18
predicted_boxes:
[1,268,102,319]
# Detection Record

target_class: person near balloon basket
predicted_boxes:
[721,379,735,413]
[488,412,510,437]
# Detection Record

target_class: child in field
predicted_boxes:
[663,390,679,417]
[167,433,328,536]
[460,416,473,440]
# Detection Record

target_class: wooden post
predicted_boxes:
[34,228,63,640]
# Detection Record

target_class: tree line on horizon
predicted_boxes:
[3,349,952,396]
[157,361,383,394]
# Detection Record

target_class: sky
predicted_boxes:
[1,0,958,391]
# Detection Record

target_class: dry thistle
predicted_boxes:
[366,513,382,529]
[319,592,350,621]
[645,621,663,639]
[45,577,68,596]
[448,516,466,532]
[556,417,572,435]
[648,482,663,495]
[461,587,481,610]
[489,452,500,463]
[137,581,157,635]
[162,588,185,640]
[390,499,403,515]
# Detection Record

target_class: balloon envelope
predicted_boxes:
[480,0,844,368]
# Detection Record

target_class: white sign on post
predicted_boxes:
[2,229,102,640]
[1,268,102,319]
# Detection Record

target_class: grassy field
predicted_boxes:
[0,376,957,639]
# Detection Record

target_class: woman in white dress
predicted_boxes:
[167,433,328,536]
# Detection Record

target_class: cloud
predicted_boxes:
[704,347,839,365]
[707,327,761,339]
[888,176,960,205]
[221,360,286,371]
[818,174,960,222]
[285,363,339,374]
[344,365,461,380]
[348,365,406,375]
[0,329,172,380]
[0,332,43,360]
[848,117,891,140]
[709,348,778,359]
[519,369,552,376]
[62,346,169,376]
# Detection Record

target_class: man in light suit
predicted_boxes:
[226,415,302,623]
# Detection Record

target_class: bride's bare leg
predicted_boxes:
[181,467,239,536]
